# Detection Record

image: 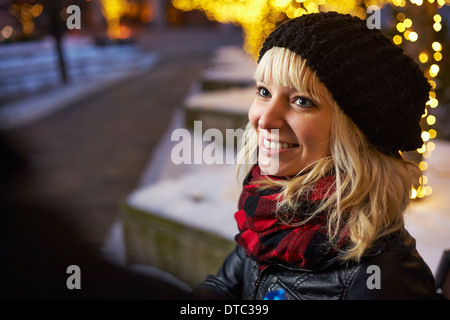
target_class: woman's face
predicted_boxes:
[248,81,333,176]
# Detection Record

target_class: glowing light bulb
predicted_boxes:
[426,115,436,125]
[403,18,412,28]
[419,52,428,63]
[432,41,442,52]
[396,22,406,32]
[393,35,402,45]
[429,64,440,77]
[433,22,442,32]
[408,31,418,42]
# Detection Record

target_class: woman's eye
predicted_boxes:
[257,87,271,97]
[294,97,315,108]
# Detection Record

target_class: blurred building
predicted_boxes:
[0,0,219,44]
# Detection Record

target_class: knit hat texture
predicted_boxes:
[258,11,430,155]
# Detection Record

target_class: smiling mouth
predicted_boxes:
[263,138,299,150]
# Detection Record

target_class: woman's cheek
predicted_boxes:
[248,101,260,130]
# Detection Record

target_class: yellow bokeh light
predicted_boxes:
[419,161,428,171]
[396,12,406,21]
[429,98,438,108]
[429,129,437,139]
[99,0,130,39]
[2,26,13,39]
[433,14,442,23]
[23,21,34,34]
[432,41,442,52]
[422,107,428,118]
[427,141,436,152]
[426,115,436,125]
[31,4,43,17]
[417,188,426,198]
[403,18,412,28]
[404,30,411,39]
[429,64,440,77]
[396,22,406,32]
[305,2,319,12]
[411,184,430,199]
[408,31,418,42]
[421,131,430,142]
[417,144,426,154]
[434,52,442,61]
[428,79,436,90]
[393,35,403,45]
[393,0,407,6]
[433,22,442,32]
[410,188,417,199]
[418,52,428,63]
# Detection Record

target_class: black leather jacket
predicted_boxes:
[194,230,437,300]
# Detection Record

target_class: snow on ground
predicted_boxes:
[128,163,240,241]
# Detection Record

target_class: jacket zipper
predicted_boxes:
[252,277,261,299]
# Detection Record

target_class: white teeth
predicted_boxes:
[263,138,296,150]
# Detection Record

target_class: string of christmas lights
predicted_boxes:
[391,0,444,198]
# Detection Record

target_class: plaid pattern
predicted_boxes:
[234,165,341,270]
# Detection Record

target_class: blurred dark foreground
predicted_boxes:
[0,132,191,299]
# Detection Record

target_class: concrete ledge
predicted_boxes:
[122,202,235,288]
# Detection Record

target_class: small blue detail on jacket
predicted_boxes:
[264,289,286,300]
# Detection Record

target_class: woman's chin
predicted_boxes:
[258,156,294,177]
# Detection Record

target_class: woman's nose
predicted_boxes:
[258,100,285,130]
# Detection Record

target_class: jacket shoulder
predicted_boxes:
[345,230,437,299]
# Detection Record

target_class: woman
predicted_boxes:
[193,11,437,299]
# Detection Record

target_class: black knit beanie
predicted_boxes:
[258,11,431,156]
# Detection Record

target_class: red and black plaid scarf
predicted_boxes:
[235,165,345,270]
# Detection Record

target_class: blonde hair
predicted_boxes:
[237,47,422,262]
